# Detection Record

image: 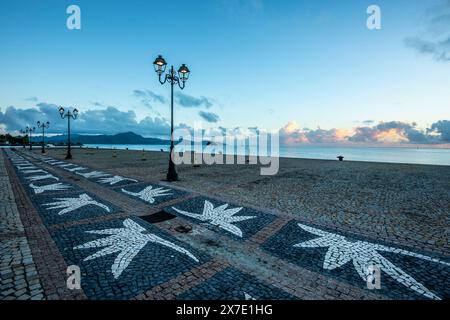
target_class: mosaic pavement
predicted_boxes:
[1,149,449,300]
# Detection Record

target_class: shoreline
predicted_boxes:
[2,144,450,166]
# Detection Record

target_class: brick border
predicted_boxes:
[3,150,87,300]
[135,259,230,300]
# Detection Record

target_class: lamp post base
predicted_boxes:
[166,161,178,182]
[65,153,72,160]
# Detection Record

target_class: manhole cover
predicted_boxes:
[140,210,177,224]
[174,225,193,233]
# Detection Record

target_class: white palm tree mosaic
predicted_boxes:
[43,193,111,215]
[293,223,450,300]
[121,185,172,204]
[76,171,110,179]
[74,218,199,279]
[26,174,60,182]
[65,166,87,172]
[29,182,71,194]
[22,169,47,175]
[98,175,138,185]
[171,200,256,237]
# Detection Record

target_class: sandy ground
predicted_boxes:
[36,147,450,255]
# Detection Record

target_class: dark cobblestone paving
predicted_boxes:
[261,220,450,300]
[0,237,45,300]
[50,217,210,299]
[165,197,277,240]
[177,267,295,300]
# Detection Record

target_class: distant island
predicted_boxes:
[32,132,172,145]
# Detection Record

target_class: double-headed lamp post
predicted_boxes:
[37,121,50,154]
[24,126,35,150]
[59,107,78,159]
[153,55,190,182]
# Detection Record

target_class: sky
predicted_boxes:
[0,0,449,146]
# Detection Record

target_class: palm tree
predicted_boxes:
[171,200,256,237]
[74,218,199,279]
[294,223,450,300]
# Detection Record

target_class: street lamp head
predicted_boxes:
[46,121,50,127]
[73,108,79,118]
[59,106,65,117]
[178,64,190,82]
[37,121,41,127]
[153,55,167,74]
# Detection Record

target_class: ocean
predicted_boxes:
[83,144,450,166]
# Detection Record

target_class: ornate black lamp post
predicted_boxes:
[153,55,190,181]
[23,126,35,150]
[37,121,50,154]
[59,107,78,159]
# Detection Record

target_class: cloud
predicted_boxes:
[133,89,166,108]
[2,103,449,146]
[198,111,220,123]
[349,121,429,144]
[405,37,450,62]
[427,120,450,142]
[175,92,213,109]
[279,120,450,146]
[0,103,183,138]
[405,1,450,62]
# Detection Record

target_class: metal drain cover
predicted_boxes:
[140,210,177,224]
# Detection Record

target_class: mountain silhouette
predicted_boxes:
[37,132,172,145]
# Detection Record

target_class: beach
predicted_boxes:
[1,147,449,300]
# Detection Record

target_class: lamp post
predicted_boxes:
[153,55,190,182]
[24,126,35,150]
[59,107,78,159]
[37,121,50,154]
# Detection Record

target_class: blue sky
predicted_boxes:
[0,0,449,145]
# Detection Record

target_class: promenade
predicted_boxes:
[1,148,449,300]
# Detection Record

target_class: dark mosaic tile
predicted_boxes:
[177,267,295,300]
[29,191,121,226]
[261,220,450,300]
[51,217,209,299]
[115,182,189,206]
[165,197,277,240]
